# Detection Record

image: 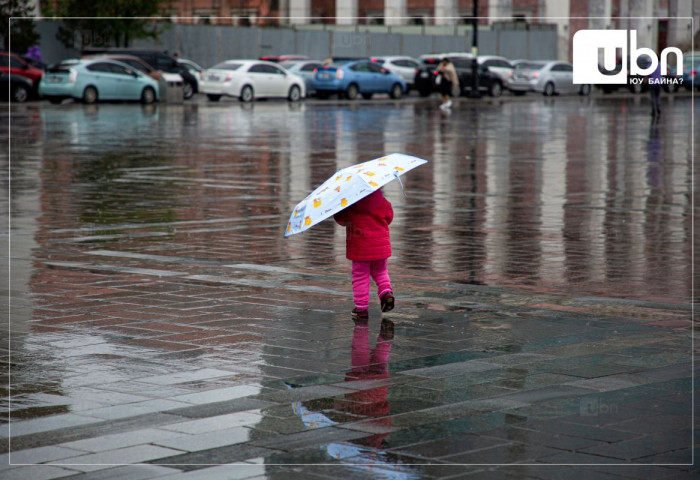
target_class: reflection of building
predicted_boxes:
[166,1,699,60]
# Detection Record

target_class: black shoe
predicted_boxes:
[380,292,395,312]
[352,308,369,320]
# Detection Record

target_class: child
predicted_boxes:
[334,189,395,319]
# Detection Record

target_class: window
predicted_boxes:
[108,64,133,75]
[87,62,113,73]
[268,65,285,75]
[212,62,242,71]
[368,63,384,73]
[395,59,419,68]
[9,56,25,68]
[351,63,371,72]
[301,63,321,72]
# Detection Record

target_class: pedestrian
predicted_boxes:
[334,189,395,319]
[648,62,662,116]
[437,58,459,110]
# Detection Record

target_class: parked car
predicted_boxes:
[0,51,43,90]
[38,58,159,104]
[312,59,406,100]
[178,58,205,93]
[681,53,700,91]
[413,54,504,97]
[478,55,517,92]
[280,60,323,95]
[532,61,591,96]
[1,73,33,102]
[83,48,198,99]
[260,54,310,63]
[509,60,547,93]
[371,56,421,91]
[200,60,305,102]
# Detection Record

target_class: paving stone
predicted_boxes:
[57,428,185,453]
[61,465,182,480]
[580,433,691,461]
[156,464,266,479]
[0,465,80,480]
[47,444,184,466]
[138,369,237,386]
[153,426,251,452]
[160,411,263,434]
[441,443,562,464]
[1,414,104,438]
[169,385,263,404]
[1,445,87,465]
[479,426,602,452]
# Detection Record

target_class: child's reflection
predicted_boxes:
[334,318,394,448]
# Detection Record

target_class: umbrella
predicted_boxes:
[284,153,428,237]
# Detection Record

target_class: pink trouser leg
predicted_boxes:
[351,261,371,310]
[370,259,393,299]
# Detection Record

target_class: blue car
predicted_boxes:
[39,58,159,104]
[312,59,406,100]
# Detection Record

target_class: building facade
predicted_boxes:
[162,0,698,60]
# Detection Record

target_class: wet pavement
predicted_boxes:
[1,93,697,479]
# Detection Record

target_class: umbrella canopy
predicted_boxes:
[285,153,428,237]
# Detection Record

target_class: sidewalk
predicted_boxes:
[1,255,694,479]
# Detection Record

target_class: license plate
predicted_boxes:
[48,77,63,83]
[319,72,331,79]
[207,74,220,81]
[420,72,429,78]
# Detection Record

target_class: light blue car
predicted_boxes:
[39,58,159,104]
[311,59,406,100]
[280,60,323,95]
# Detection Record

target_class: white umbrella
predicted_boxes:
[284,153,428,237]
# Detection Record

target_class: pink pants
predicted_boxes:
[352,259,392,310]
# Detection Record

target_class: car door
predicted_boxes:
[247,63,271,96]
[349,62,374,92]
[266,64,289,97]
[108,63,142,100]
[559,63,575,93]
[368,61,390,91]
[85,62,119,99]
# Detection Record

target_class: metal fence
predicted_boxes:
[35,21,558,68]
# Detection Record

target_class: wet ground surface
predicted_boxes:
[1,92,697,478]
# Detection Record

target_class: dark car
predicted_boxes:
[414,54,504,97]
[82,48,198,99]
[1,73,33,102]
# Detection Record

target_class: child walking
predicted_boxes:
[334,189,395,319]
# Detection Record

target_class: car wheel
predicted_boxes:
[239,85,254,103]
[207,94,221,102]
[287,85,301,102]
[82,86,98,104]
[543,82,555,96]
[141,87,156,105]
[579,84,591,96]
[489,81,503,97]
[47,97,63,105]
[12,84,29,103]
[345,83,358,100]
[361,93,373,100]
[183,82,194,100]
[390,83,402,99]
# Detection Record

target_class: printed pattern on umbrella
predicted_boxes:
[285,153,428,237]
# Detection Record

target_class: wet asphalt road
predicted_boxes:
[1,92,697,478]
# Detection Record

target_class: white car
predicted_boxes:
[371,56,421,90]
[177,58,204,94]
[200,60,306,102]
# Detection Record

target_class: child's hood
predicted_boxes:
[351,189,385,214]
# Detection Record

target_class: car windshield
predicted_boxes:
[211,62,243,71]
[516,62,546,70]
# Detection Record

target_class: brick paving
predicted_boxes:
[1,95,697,478]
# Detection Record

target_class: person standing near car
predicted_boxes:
[437,58,459,110]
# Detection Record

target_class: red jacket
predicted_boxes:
[334,190,393,261]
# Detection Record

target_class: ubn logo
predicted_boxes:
[573,30,683,84]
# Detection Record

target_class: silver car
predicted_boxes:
[530,61,592,96]
[371,55,421,90]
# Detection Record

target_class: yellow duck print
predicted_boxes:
[304,216,312,226]
[313,198,322,208]
[341,198,348,207]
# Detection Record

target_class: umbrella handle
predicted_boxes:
[394,170,407,199]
